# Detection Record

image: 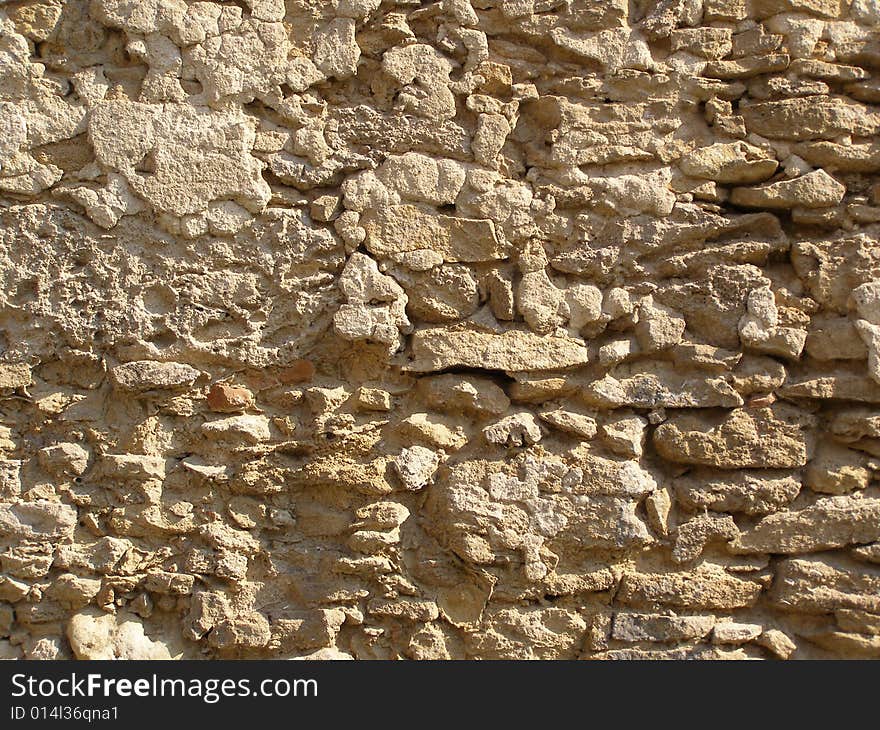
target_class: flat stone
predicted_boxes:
[653,405,814,469]
[679,141,778,184]
[407,327,590,372]
[363,204,510,262]
[617,566,763,610]
[731,170,845,209]
[742,97,880,140]
[582,361,744,409]
[772,557,880,614]
[0,363,31,389]
[704,54,790,79]
[712,622,763,645]
[674,470,801,515]
[110,361,201,393]
[611,613,715,643]
[0,501,77,542]
[734,496,880,554]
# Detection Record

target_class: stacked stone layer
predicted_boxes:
[1,0,880,659]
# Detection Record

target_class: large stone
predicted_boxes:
[674,470,801,515]
[679,141,778,184]
[772,557,880,614]
[611,614,716,643]
[110,361,201,393]
[730,170,845,209]
[653,406,814,469]
[363,205,510,262]
[582,362,744,409]
[742,97,880,140]
[406,327,590,372]
[735,497,880,554]
[0,501,77,542]
[617,566,763,610]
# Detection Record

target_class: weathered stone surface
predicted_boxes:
[679,142,778,184]
[363,205,509,263]
[617,567,763,610]
[612,614,715,643]
[654,406,814,469]
[0,363,31,389]
[731,170,846,210]
[772,558,880,614]
[674,470,801,515]
[742,97,880,140]
[110,361,201,393]
[2,0,879,661]
[407,327,590,372]
[735,496,880,554]
[582,362,743,409]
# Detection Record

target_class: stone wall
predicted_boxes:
[1,0,880,660]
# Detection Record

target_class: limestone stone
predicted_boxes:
[736,495,880,554]
[772,557,880,614]
[617,566,763,610]
[407,327,590,372]
[333,253,411,355]
[0,363,31,389]
[1,0,879,662]
[581,362,744,410]
[674,470,801,515]
[742,97,880,140]
[483,412,542,447]
[417,374,510,417]
[730,170,846,210]
[679,141,778,184]
[393,446,441,491]
[713,622,763,645]
[653,406,814,469]
[363,205,509,263]
[611,613,715,643]
[110,361,201,393]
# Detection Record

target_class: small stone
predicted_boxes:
[202,415,271,444]
[713,622,763,645]
[355,387,393,412]
[38,443,90,477]
[393,446,441,491]
[538,408,598,439]
[731,169,846,210]
[634,298,686,352]
[206,383,254,413]
[600,412,647,458]
[399,413,468,451]
[483,412,542,447]
[755,629,797,659]
[0,363,31,389]
[679,141,778,184]
[110,361,201,393]
[417,374,510,417]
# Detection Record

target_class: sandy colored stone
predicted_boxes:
[653,406,813,469]
[0,0,879,661]
[407,327,590,372]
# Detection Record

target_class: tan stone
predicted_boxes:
[653,406,814,469]
[407,327,590,372]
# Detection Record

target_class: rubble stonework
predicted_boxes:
[1,0,880,661]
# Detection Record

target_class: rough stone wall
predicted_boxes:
[1,0,880,661]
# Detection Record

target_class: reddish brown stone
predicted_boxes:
[206,382,254,412]
[278,359,315,384]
